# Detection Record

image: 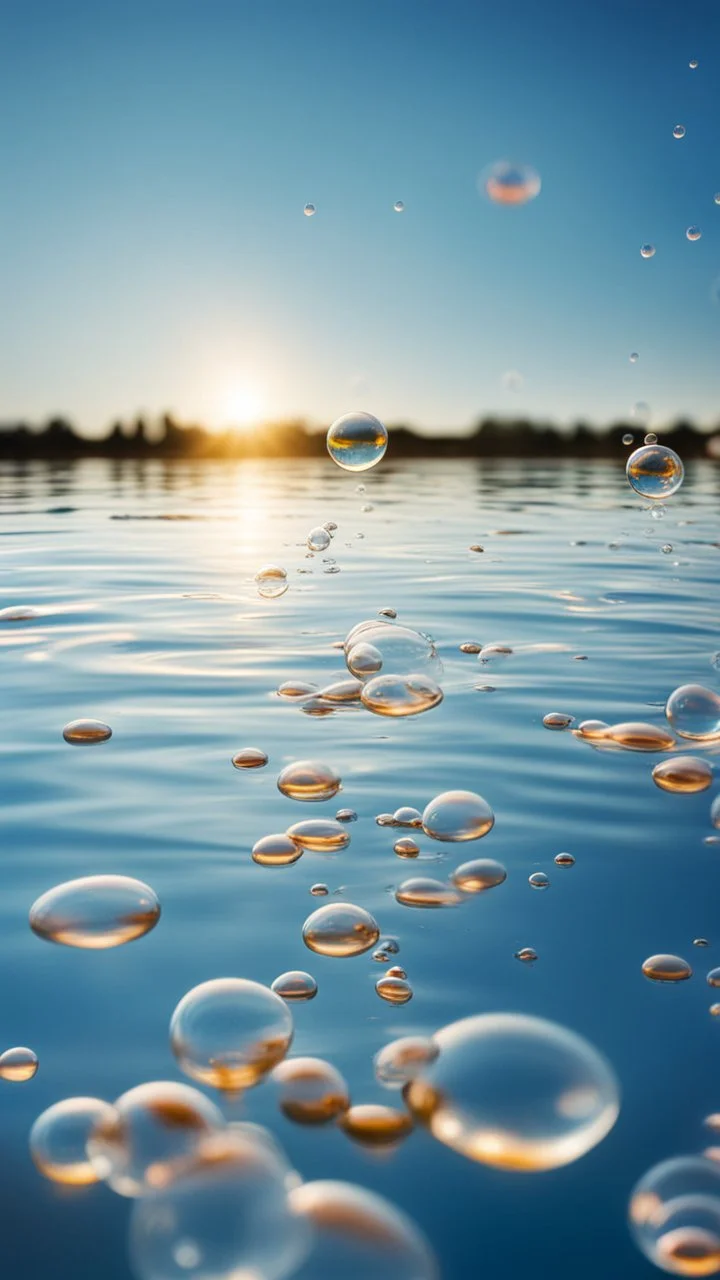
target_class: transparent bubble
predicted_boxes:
[376,975,413,1004]
[708,969,720,988]
[695,940,711,948]
[687,226,702,241]
[573,719,609,740]
[666,686,720,741]
[29,874,160,949]
[346,641,383,677]
[376,812,396,826]
[395,877,461,908]
[627,444,684,500]
[623,433,635,446]
[645,431,659,444]
[87,1081,225,1197]
[690,59,699,69]
[170,978,293,1092]
[630,352,639,363]
[316,677,363,704]
[393,200,405,212]
[30,1097,116,1185]
[286,819,350,852]
[529,872,550,890]
[129,1130,308,1280]
[406,1012,619,1170]
[338,1104,414,1147]
[482,160,541,205]
[422,790,495,842]
[393,806,423,827]
[231,748,268,770]
[642,954,693,982]
[310,883,329,896]
[712,795,720,829]
[629,1156,720,1275]
[277,680,317,699]
[460,641,483,654]
[554,852,576,867]
[373,949,391,963]
[515,947,538,962]
[62,718,112,744]
[326,412,388,472]
[673,124,687,139]
[251,834,303,867]
[604,721,676,751]
[304,203,316,216]
[336,808,357,823]
[641,244,657,259]
[361,673,444,717]
[0,1046,38,1082]
[543,712,574,729]
[387,964,406,977]
[277,759,341,802]
[302,903,380,957]
[307,526,331,552]
[451,858,507,893]
[378,606,397,618]
[662,544,674,554]
[0,604,40,621]
[344,619,441,680]
[374,1037,439,1089]
[652,757,713,793]
[289,1180,438,1280]
[271,1057,349,1124]
[394,836,420,858]
[711,1006,720,1018]
[271,971,318,1002]
[255,565,288,599]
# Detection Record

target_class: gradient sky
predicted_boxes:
[1,0,719,435]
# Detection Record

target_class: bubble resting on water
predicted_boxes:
[29,875,161,949]
[277,760,342,802]
[302,903,380,957]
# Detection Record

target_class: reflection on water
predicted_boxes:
[1,456,720,1277]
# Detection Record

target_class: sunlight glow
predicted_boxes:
[220,381,266,429]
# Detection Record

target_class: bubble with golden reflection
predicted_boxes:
[288,1179,438,1279]
[641,244,656,258]
[395,877,461,908]
[30,1097,117,1185]
[642,955,693,982]
[326,412,388,472]
[604,721,676,751]
[277,760,342,802]
[543,712,575,729]
[573,719,609,740]
[302,903,380,957]
[374,1037,439,1088]
[62,718,112,744]
[0,1046,38,1082]
[338,1103,414,1147]
[310,883,329,896]
[376,975,413,1004]
[394,806,423,827]
[29,875,160,949]
[653,757,713,793]
[255,565,288,599]
[271,971,318,1002]
[529,872,550,889]
[626,444,684,500]
[422,790,495,841]
[231,747,268,770]
[629,1156,720,1275]
[286,819,350,852]
[482,160,541,205]
[271,1056,349,1124]
[170,978,293,1091]
[554,852,576,867]
[666,686,720,741]
[361,673,444,717]
[394,836,420,858]
[346,641,383,677]
[515,947,538,962]
[252,833,304,867]
[451,858,507,893]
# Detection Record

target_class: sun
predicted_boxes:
[221,381,266,429]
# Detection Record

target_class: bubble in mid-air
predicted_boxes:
[629,1156,720,1276]
[307,526,331,552]
[326,412,388,472]
[62,718,112,744]
[641,244,656,259]
[673,124,687,139]
[515,946,538,962]
[271,971,318,1002]
[642,954,693,982]
[707,969,720,988]
[310,883,329,896]
[375,975,413,1004]
[302,903,380,957]
[0,1046,38,1082]
[393,200,405,212]
[271,1057,349,1124]
[554,852,576,867]
[288,1180,438,1279]
[30,1097,117,1185]
[232,748,268,770]
[252,834,304,867]
[304,203,316,216]
[422,790,495,841]
[604,721,676,752]
[482,160,541,205]
[645,431,659,444]
[361,673,444,717]
[652,757,713,793]
[338,1104,414,1147]
[529,872,550,890]
[689,59,699,69]
[286,818,350,851]
[395,877,461,908]
[451,858,507,893]
[623,433,635,446]
[626,444,685,500]
[687,225,702,241]
[277,760,342,801]
[29,875,160,949]
[170,978,293,1091]
[255,565,288,599]
[394,836,420,858]
[666,686,720,741]
[629,352,639,363]
[393,806,423,827]
[374,1037,439,1088]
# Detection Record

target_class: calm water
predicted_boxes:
[1,455,719,1277]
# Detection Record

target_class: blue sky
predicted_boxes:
[0,0,718,434]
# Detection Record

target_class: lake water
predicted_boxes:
[1,454,719,1278]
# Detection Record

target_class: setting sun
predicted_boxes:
[220,381,266,429]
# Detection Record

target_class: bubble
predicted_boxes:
[336,808,357,823]
[695,940,711,948]
[346,642,383,677]
[304,203,316,216]
[231,748,268,770]
[482,160,541,205]
[406,1012,619,1170]
[630,352,639,363]
[277,760,341,802]
[515,947,538,962]
[338,1104,414,1147]
[376,975,413,1004]
[393,806,423,827]
[480,643,513,659]
[0,604,40,621]
[554,852,576,867]
[255,565,288,599]
[378,607,397,618]
[307,526,331,553]
[470,543,485,552]
[251,834,303,867]
[310,883,329,896]
[302,903,380,957]
[129,1130,308,1280]
[629,1156,720,1275]
[460,641,483,654]
[626,444,684,500]
[573,719,609,740]
[502,369,525,392]
[323,520,337,533]
[451,858,507,893]
[641,244,656,258]
[623,433,635,446]
[529,872,550,890]
[344,619,441,680]
[271,971,318,1002]
[387,965,406,978]
[286,819,350,852]
[690,59,699,69]
[652,757,713,793]
[87,1081,225,1197]
[0,1046,38,1082]
[62,718,113,745]
[715,195,720,207]
[376,813,396,826]
[687,225,702,241]
[30,1097,117,1185]
[712,1006,720,1018]
[361,673,444,717]
[29,874,160,949]
[645,431,659,444]
[708,969,720,988]
[277,680,318,700]
[642,954,693,982]
[422,790,495,842]
[393,200,405,212]
[289,1180,437,1280]
[316,677,363,704]
[374,1037,439,1088]
[662,544,674,554]
[170,978,293,1091]
[543,712,575,729]
[373,949,391,963]
[394,837,420,858]
[271,1057,349,1124]
[300,698,335,718]
[326,412,388,472]
[666,686,720,741]
[395,877,461,908]
[604,721,676,751]
[673,124,687,139]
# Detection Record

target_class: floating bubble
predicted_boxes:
[170,978,293,1091]
[30,1097,116,1185]
[378,607,397,618]
[232,748,268,770]
[393,200,405,212]
[645,432,659,444]
[708,969,720,988]
[304,203,316,216]
[0,1046,38,1082]
[252,834,303,867]
[482,160,541,205]
[277,760,341,802]
[307,526,331,552]
[529,872,550,890]
[394,837,420,858]
[271,971,318,1002]
[393,806,423,827]
[310,883,329,896]
[255,565,288,599]
[271,1057,349,1124]
[376,813,396,826]
[406,1012,619,1170]
[543,712,574,729]
[666,686,720,741]
[302,903,380,957]
[460,641,483,654]
[346,641,383,677]
[376,976,413,1004]
[690,59,699,69]
[629,1156,720,1276]
[277,680,317,699]
[373,949,391,963]
[287,819,350,852]
[387,965,406,978]
[515,947,538,962]
[422,790,495,842]
[712,1006,720,1018]
[673,124,687,138]
[29,874,160,949]
[62,718,112,744]
[604,721,676,751]
[630,352,639,363]
[288,1180,438,1280]
[641,244,656,259]
[338,1104,414,1146]
[300,698,335,717]
[687,225,702,241]
[0,604,40,621]
[316,677,363,704]
[480,643,513,659]
[87,1081,225,1197]
[627,444,684,500]
[129,1129,308,1280]
[623,433,635,446]
[326,412,388,472]
[642,954,693,982]
[395,877,461,908]
[554,852,576,867]
[573,719,609,740]
[451,858,507,893]
[652,757,713,793]
[695,940,711,948]
[336,808,357,823]
[361,673,444,717]
[374,1037,439,1088]
[344,619,441,680]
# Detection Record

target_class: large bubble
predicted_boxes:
[344,619,441,681]
[29,875,161,950]
[629,1156,720,1275]
[666,686,720,742]
[421,791,494,842]
[170,979,293,1091]
[288,1180,439,1279]
[626,444,684,500]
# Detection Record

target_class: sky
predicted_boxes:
[0,0,719,436]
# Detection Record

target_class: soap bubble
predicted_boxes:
[0,1046,38,1081]
[277,760,342,802]
[626,444,684,500]
[288,1180,438,1279]
[393,200,405,213]
[255,565,288,599]
[30,1097,117,1185]
[29,875,160,949]
[375,975,413,1004]
[652,757,713,793]
[271,1057,349,1123]
[232,748,268,770]
[338,1104,414,1147]
[642,954,693,982]
[344,619,441,680]
[170,978,293,1091]
[623,433,635,446]
[482,160,541,205]
[346,641,383,677]
[374,1037,439,1088]
[687,226,702,240]
[451,858,507,893]
[630,352,639,363]
[666,686,720,741]
[271,971,318,1002]
[307,526,331,552]
[252,834,304,867]
[62,718,112,744]
[673,124,687,139]
[302,903,380,957]
[629,1156,720,1275]
[395,877,461,908]
[304,203,316,216]
[422,790,494,841]
[326,412,388,471]
[641,244,656,259]
[406,1012,619,1169]
[361,673,444,717]
[286,819,350,851]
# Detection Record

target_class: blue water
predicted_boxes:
[1,455,719,1277]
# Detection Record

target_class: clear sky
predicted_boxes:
[0,0,718,435]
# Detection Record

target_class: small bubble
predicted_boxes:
[373,950,390,963]
[395,877,461,908]
[170,978,293,1091]
[640,244,656,259]
[652,756,713,792]
[277,760,341,802]
[252,834,304,867]
[469,544,485,553]
[62,719,112,745]
[673,124,687,139]
[304,203,316,216]
[307,526,331,552]
[310,884,329,897]
[451,858,507,893]
[687,225,702,240]
[422,790,494,842]
[232,748,268,770]
[376,813,396,827]
[394,837,420,858]
[323,520,338,532]
[644,432,658,445]
[338,1103,414,1146]
[629,352,639,363]
[29,875,160,949]
[303,903,380,957]
[255,565,288,599]
[0,1046,38,1082]
[712,1004,720,1017]
[708,969,720,988]
[361,673,444,717]
[666,685,720,741]
[694,939,710,948]
[543,712,574,730]
[661,544,673,554]
[554,852,575,867]
[689,59,698,69]
[460,641,483,654]
[622,433,634,446]
[642,954,693,982]
[277,680,317,699]
[529,872,550,890]
[30,1097,117,1185]
[374,1037,438,1088]
[287,820,351,856]
[346,641,383,677]
[326,412,388,472]
[271,971,318,1002]
[515,947,538,962]
[573,719,609,740]
[379,937,400,955]
[375,975,413,1004]
[482,160,541,205]
[393,200,405,212]
[272,1057,349,1124]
